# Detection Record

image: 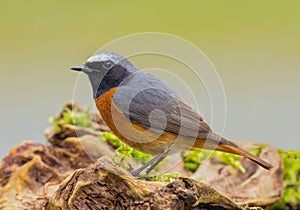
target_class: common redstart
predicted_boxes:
[71,52,272,176]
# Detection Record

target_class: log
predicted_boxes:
[0,102,283,209]
[47,156,250,210]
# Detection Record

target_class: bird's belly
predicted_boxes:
[95,88,181,155]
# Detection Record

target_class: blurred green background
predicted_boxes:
[0,1,299,159]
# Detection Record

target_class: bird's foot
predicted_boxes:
[131,171,150,181]
[130,148,172,180]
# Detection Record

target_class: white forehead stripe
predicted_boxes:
[87,54,120,63]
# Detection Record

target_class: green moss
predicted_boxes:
[217,151,246,173]
[149,173,180,182]
[269,150,300,210]
[249,144,266,156]
[48,105,96,131]
[100,131,151,163]
[182,149,211,172]
[100,132,123,147]
[182,146,266,173]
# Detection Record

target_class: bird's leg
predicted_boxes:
[145,148,171,175]
[131,148,171,177]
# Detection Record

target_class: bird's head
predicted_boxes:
[71,52,138,98]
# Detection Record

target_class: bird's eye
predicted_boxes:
[103,60,114,69]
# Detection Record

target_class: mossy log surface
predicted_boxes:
[47,156,248,210]
[0,102,283,209]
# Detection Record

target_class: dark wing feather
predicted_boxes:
[112,72,211,139]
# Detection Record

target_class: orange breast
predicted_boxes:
[95,87,180,155]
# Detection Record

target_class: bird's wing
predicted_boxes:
[112,72,212,140]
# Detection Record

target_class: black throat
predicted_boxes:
[93,64,132,99]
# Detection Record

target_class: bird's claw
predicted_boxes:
[131,171,150,181]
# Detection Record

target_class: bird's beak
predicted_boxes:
[70,66,93,73]
[70,66,84,71]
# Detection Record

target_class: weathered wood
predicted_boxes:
[47,156,247,210]
[191,146,283,207]
[0,102,283,209]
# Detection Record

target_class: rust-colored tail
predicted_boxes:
[217,143,273,170]
[193,134,273,170]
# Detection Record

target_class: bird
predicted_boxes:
[71,51,273,176]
